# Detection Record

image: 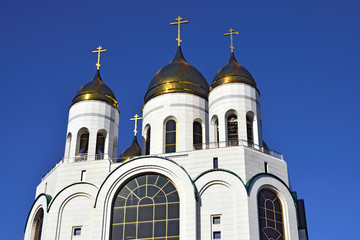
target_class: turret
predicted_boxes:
[63,46,120,162]
[208,29,263,148]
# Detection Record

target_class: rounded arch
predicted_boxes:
[164,117,177,153]
[24,194,51,240]
[30,207,44,240]
[225,109,239,146]
[76,127,90,161]
[144,124,151,155]
[210,115,219,146]
[96,129,107,159]
[246,111,255,147]
[193,119,203,150]
[93,156,197,240]
[64,132,72,159]
[110,173,180,240]
[248,174,299,240]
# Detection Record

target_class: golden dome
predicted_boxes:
[211,53,258,92]
[72,70,118,109]
[118,136,141,162]
[144,47,209,103]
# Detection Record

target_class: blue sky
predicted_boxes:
[1,0,359,239]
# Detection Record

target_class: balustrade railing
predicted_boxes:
[193,139,283,159]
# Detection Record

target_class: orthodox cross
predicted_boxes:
[130,114,143,136]
[224,28,239,53]
[92,46,107,70]
[170,16,189,46]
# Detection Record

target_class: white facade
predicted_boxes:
[25,50,308,240]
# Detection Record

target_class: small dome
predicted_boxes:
[72,70,118,109]
[211,53,258,92]
[144,47,209,103]
[118,136,141,162]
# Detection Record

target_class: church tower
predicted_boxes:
[24,18,308,240]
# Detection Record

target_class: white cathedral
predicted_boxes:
[24,18,308,240]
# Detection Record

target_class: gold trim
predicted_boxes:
[147,80,210,93]
[146,88,208,103]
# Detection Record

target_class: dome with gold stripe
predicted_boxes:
[144,47,209,103]
[211,53,258,92]
[72,70,118,109]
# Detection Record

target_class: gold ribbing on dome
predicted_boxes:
[92,46,107,70]
[130,114,142,136]
[224,28,239,53]
[170,16,189,46]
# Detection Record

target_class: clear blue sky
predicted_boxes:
[1,0,359,239]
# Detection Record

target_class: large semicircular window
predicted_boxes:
[111,174,180,240]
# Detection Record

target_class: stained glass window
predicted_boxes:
[165,119,176,153]
[111,174,180,240]
[258,188,285,240]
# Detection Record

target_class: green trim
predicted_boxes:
[246,173,298,208]
[94,155,198,207]
[24,193,52,233]
[194,168,247,189]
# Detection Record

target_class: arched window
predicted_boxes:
[96,132,106,159]
[165,119,176,153]
[246,112,254,147]
[145,126,151,155]
[193,121,202,150]
[215,119,219,147]
[227,114,238,146]
[111,174,180,240]
[258,188,285,240]
[65,133,72,158]
[79,133,89,154]
[32,208,44,240]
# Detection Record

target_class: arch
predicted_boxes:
[193,120,202,150]
[96,129,107,159]
[247,174,300,240]
[257,188,285,240]
[110,174,180,240]
[246,111,254,147]
[65,133,72,159]
[144,124,151,155]
[31,208,44,240]
[164,117,177,153]
[76,127,89,161]
[93,156,197,240]
[211,115,220,147]
[225,110,238,146]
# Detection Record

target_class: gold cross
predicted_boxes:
[130,114,143,136]
[92,46,107,70]
[224,28,239,53]
[170,16,189,46]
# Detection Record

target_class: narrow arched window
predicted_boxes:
[96,132,105,159]
[111,174,180,240]
[246,113,254,147]
[165,119,176,153]
[227,114,238,146]
[79,133,89,154]
[145,127,151,155]
[193,121,202,150]
[258,189,285,240]
[32,208,44,240]
[215,119,219,147]
[65,133,72,158]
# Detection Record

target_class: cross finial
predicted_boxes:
[130,114,143,136]
[170,16,189,46]
[224,28,239,53]
[92,46,107,70]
